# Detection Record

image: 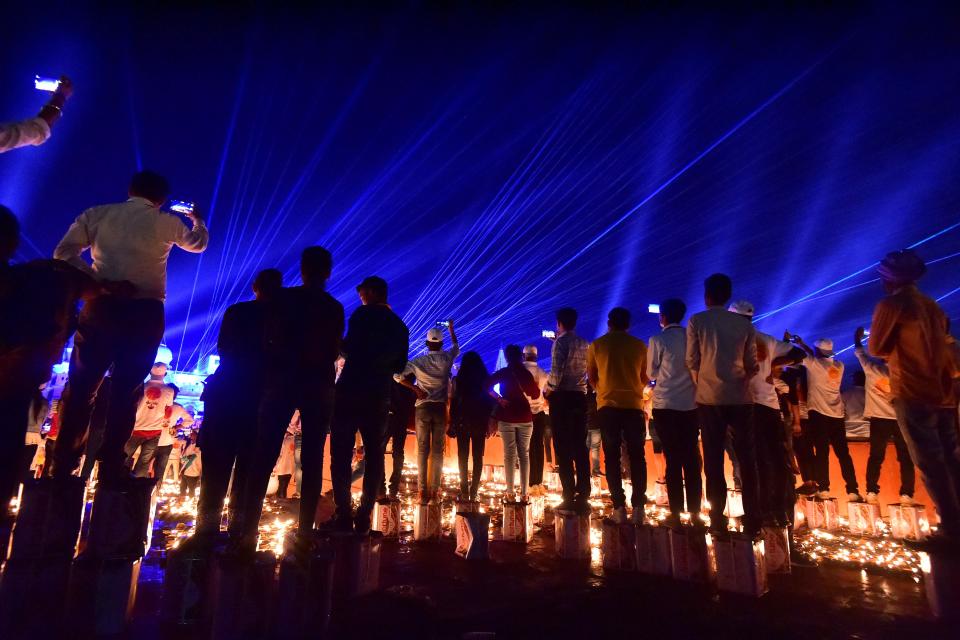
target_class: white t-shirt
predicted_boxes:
[132,381,175,433]
[804,355,845,418]
[750,332,795,410]
[522,361,549,414]
[854,347,897,420]
[398,343,460,406]
[159,403,195,446]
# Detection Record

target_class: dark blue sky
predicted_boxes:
[2,3,958,372]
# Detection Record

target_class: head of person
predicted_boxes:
[877,249,926,294]
[0,205,19,265]
[301,246,333,288]
[457,351,489,388]
[253,268,283,301]
[425,327,444,351]
[150,362,168,379]
[357,276,388,305]
[659,298,687,328]
[128,170,171,207]
[704,273,733,307]
[168,383,180,400]
[504,344,524,367]
[853,370,866,387]
[522,345,538,363]
[607,307,630,332]
[556,307,578,334]
[814,338,834,359]
[727,299,755,322]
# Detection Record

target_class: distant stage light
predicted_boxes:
[648,304,660,314]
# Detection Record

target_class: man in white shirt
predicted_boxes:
[729,300,805,527]
[791,335,863,502]
[854,327,915,504]
[50,171,208,481]
[647,298,702,524]
[397,320,459,501]
[686,274,761,535]
[522,345,551,493]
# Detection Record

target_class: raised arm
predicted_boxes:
[167,208,209,253]
[854,326,888,376]
[447,319,460,359]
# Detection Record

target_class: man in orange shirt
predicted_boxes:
[869,249,960,541]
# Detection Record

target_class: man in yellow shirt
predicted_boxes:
[587,307,649,524]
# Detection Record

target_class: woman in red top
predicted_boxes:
[487,345,541,499]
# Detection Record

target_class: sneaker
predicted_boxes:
[847,492,864,503]
[900,494,915,506]
[866,492,879,505]
[816,491,831,500]
[610,507,628,524]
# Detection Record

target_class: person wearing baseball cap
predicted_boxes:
[728,300,804,526]
[395,319,460,502]
[789,332,864,504]
[522,345,551,494]
[869,249,960,542]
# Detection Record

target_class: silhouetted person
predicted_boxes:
[329,276,409,533]
[382,381,416,497]
[686,273,761,535]
[51,171,208,481]
[488,345,541,498]
[191,269,282,548]
[451,351,495,500]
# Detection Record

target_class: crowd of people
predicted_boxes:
[1,85,959,562]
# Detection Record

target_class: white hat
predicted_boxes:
[727,300,755,317]
[814,338,834,355]
[523,345,538,357]
[426,327,444,343]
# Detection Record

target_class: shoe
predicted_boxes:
[866,492,879,505]
[816,491,831,500]
[797,482,817,496]
[900,494,915,506]
[632,509,646,525]
[610,507,628,524]
[847,492,864,503]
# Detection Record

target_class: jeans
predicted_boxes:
[126,434,160,478]
[586,428,602,475]
[456,424,485,499]
[598,408,646,509]
[500,421,533,496]
[53,296,165,481]
[277,474,291,499]
[331,388,391,522]
[652,408,702,515]
[153,444,174,481]
[809,410,860,494]
[866,417,915,496]
[793,419,816,483]
[893,400,960,536]
[381,417,407,497]
[699,404,760,532]
[415,402,446,496]
[549,390,590,501]
[529,412,549,486]
[754,404,794,525]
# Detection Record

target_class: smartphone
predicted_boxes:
[789,335,802,344]
[647,304,660,314]
[541,329,556,339]
[437,320,450,327]
[34,75,60,92]
[169,200,195,215]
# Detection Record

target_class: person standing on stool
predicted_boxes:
[587,307,649,524]
[686,274,762,536]
[854,326,916,506]
[451,351,496,501]
[488,345,541,499]
[869,249,960,543]
[522,345,550,495]
[545,307,591,514]
[396,320,459,502]
[50,171,208,481]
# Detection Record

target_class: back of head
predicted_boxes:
[457,351,490,390]
[0,205,19,263]
[301,246,333,287]
[877,249,926,288]
[659,298,687,325]
[253,268,283,300]
[556,307,578,331]
[522,345,538,361]
[704,273,733,306]
[357,276,388,304]
[129,170,171,205]
[607,307,630,331]
[504,344,523,366]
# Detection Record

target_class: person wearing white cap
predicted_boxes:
[397,319,459,502]
[790,333,863,503]
[729,300,805,526]
[522,345,551,494]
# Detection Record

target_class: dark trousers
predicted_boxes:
[0,392,33,508]
[196,397,258,536]
[544,417,555,463]
[754,404,794,525]
[809,410,859,494]
[699,404,760,532]
[331,388,390,522]
[54,296,165,480]
[893,401,960,536]
[653,408,702,515]
[456,425,486,499]
[793,419,816,483]
[126,434,160,478]
[153,444,173,481]
[529,412,549,486]
[180,475,200,497]
[549,390,590,501]
[381,418,406,497]
[598,407,647,509]
[866,417,915,496]
[277,474,291,499]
